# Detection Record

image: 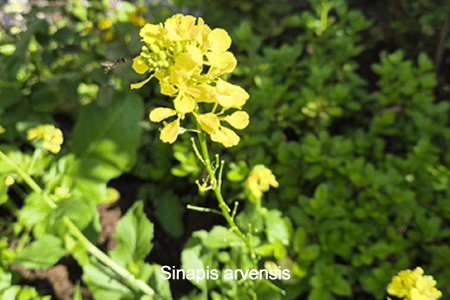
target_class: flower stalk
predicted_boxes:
[196,129,257,264]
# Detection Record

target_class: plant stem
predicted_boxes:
[0,150,57,209]
[196,131,257,263]
[63,217,155,296]
[0,150,155,297]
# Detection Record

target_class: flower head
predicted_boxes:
[245,165,279,198]
[387,267,442,300]
[27,125,63,154]
[133,14,249,147]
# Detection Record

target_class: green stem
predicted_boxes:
[63,217,155,296]
[28,148,42,174]
[319,0,328,35]
[0,150,57,209]
[187,204,222,215]
[196,130,257,264]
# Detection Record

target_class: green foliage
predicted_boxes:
[1,0,449,300]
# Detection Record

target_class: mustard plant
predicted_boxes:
[387,267,442,300]
[130,15,282,293]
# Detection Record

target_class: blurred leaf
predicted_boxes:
[264,209,290,246]
[70,91,144,202]
[11,235,66,269]
[181,236,208,293]
[202,226,240,249]
[154,193,184,238]
[110,201,154,266]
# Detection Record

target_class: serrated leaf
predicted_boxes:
[82,263,132,300]
[146,264,173,300]
[110,201,154,266]
[11,234,66,269]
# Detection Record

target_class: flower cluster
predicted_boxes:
[245,165,279,198]
[387,267,442,300]
[27,125,63,154]
[131,14,250,147]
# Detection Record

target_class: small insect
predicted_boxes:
[101,57,127,73]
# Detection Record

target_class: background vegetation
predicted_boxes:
[1,0,450,299]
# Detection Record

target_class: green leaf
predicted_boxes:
[0,85,22,111]
[153,193,184,238]
[329,275,351,296]
[264,209,290,246]
[110,201,154,266]
[308,288,333,300]
[293,227,307,252]
[70,91,144,202]
[146,264,173,300]
[299,245,320,261]
[417,51,434,71]
[18,193,54,237]
[82,263,132,300]
[11,234,66,269]
[201,226,240,249]
[30,85,61,111]
[181,236,207,292]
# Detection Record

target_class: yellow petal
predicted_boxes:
[411,288,427,300]
[130,75,153,90]
[206,51,237,76]
[225,111,249,129]
[187,84,216,103]
[149,107,177,122]
[210,126,240,147]
[140,23,161,39]
[160,119,180,144]
[173,93,196,114]
[194,112,220,134]
[215,79,249,109]
[208,28,231,52]
[132,56,149,74]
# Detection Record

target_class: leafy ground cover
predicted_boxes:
[1,0,450,299]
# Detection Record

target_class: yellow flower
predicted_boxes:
[102,30,114,42]
[98,18,112,30]
[131,14,249,147]
[131,14,236,90]
[127,6,147,28]
[387,267,442,300]
[5,174,16,186]
[0,125,5,134]
[245,165,279,198]
[27,125,64,154]
[149,107,183,144]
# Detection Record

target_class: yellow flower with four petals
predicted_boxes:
[131,14,249,147]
